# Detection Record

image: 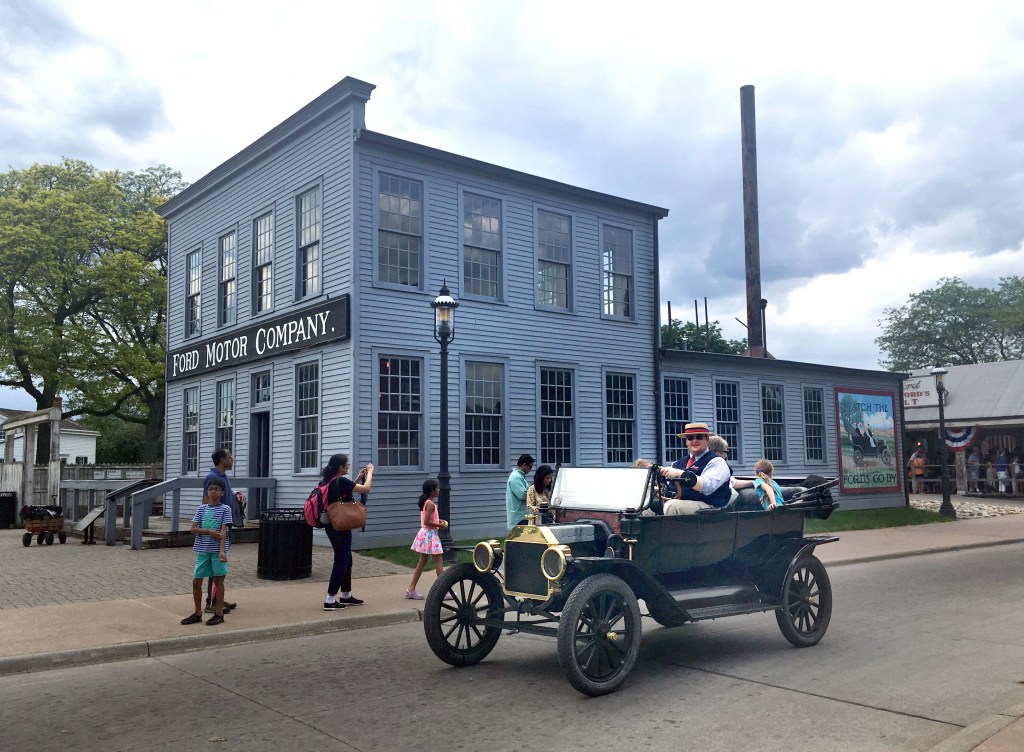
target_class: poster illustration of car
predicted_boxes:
[835,388,900,494]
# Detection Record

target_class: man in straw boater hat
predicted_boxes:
[657,422,733,514]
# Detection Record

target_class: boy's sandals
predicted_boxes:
[205,614,225,626]
[180,613,203,625]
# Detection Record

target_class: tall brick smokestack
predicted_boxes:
[740,85,770,358]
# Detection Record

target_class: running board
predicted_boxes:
[666,584,762,611]
[687,602,780,621]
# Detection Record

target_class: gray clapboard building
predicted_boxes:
[158,77,669,546]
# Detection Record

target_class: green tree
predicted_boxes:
[80,413,159,464]
[875,277,1024,371]
[0,160,185,463]
[661,318,747,354]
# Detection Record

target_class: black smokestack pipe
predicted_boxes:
[741,85,765,357]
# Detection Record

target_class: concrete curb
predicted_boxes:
[926,700,1024,752]
[826,538,1024,567]
[0,609,422,677]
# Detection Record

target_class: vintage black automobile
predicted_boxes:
[424,467,840,696]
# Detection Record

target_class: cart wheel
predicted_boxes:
[37,532,45,545]
[58,531,67,544]
[424,563,505,667]
[45,532,54,545]
[776,555,832,648]
[22,533,32,547]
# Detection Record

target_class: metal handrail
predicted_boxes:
[125,476,277,549]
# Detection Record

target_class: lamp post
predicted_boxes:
[930,366,956,518]
[432,283,459,562]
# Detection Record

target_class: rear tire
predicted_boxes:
[776,555,832,647]
[22,533,31,547]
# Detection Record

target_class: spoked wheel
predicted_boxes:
[880,447,892,465]
[557,574,641,696]
[853,447,864,467]
[424,563,505,667]
[776,555,832,647]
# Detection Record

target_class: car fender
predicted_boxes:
[761,535,838,601]
[570,556,693,623]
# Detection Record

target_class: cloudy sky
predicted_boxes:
[2,0,1023,410]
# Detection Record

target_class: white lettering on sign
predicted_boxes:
[205,335,248,367]
[256,310,331,355]
[172,350,200,378]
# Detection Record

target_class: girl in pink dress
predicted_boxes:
[405,479,449,599]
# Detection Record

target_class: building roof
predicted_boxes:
[661,348,906,382]
[903,361,1024,428]
[0,408,101,436]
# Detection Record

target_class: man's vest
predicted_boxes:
[680,451,732,508]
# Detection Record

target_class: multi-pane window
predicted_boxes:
[663,377,691,462]
[463,193,501,299]
[464,361,503,465]
[804,387,826,462]
[182,387,199,473]
[216,380,234,452]
[218,232,236,326]
[540,368,573,465]
[605,373,635,464]
[715,381,740,461]
[761,384,785,462]
[602,226,632,318]
[296,362,319,470]
[537,210,570,309]
[253,213,273,313]
[297,188,321,298]
[252,371,271,406]
[378,356,422,466]
[186,250,202,337]
[378,174,422,287]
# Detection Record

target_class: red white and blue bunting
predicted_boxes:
[943,425,979,451]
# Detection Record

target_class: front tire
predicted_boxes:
[424,563,504,667]
[776,555,832,647]
[557,574,642,696]
[853,446,864,467]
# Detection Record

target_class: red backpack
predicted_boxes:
[303,481,330,528]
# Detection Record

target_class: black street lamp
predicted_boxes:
[432,283,459,562]
[930,366,956,518]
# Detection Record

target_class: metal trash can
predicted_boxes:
[0,491,17,530]
[257,509,313,580]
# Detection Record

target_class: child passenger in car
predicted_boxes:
[733,459,784,510]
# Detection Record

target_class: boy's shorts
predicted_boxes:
[193,552,229,578]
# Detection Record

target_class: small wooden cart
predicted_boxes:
[21,508,68,546]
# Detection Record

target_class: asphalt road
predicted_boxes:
[5,544,1024,752]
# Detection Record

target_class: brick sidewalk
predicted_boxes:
[0,529,408,609]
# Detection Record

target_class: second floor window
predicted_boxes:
[463,193,501,300]
[297,187,321,298]
[219,232,236,326]
[186,250,201,337]
[602,226,632,318]
[253,213,273,313]
[537,210,570,309]
[217,380,234,451]
[761,384,785,462]
[378,174,422,288]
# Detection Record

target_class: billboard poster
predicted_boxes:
[835,388,900,494]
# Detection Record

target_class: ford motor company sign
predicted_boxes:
[902,375,940,408]
[166,296,350,381]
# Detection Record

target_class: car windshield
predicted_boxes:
[549,467,653,512]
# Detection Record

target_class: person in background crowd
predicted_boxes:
[505,454,534,528]
[996,448,1010,494]
[405,478,449,601]
[320,454,373,611]
[966,446,981,494]
[526,464,553,520]
[203,448,246,614]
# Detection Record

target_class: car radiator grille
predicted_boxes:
[504,541,547,597]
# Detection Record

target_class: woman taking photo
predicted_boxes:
[321,453,373,610]
[526,464,554,521]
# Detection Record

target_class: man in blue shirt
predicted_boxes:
[505,454,534,528]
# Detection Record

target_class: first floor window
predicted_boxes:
[715,381,740,461]
[540,368,573,465]
[663,377,690,462]
[183,387,199,473]
[605,372,635,464]
[217,380,234,452]
[378,356,422,466]
[761,384,784,462]
[252,371,271,406]
[296,362,319,470]
[464,361,502,465]
[804,387,826,462]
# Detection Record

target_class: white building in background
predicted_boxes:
[0,408,101,464]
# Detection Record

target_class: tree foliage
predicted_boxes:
[0,160,186,462]
[875,277,1024,371]
[661,318,747,355]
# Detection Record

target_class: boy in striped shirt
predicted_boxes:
[180,479,231,626]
